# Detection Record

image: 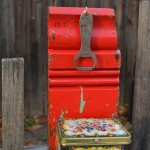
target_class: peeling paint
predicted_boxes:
[50,104,53,108]
[94,12,97,15]
[116,101,119,107]
[115,64,121,69]
[52,131,56,136]
[65,110,68,114]
[48,36,50,45]
[49,55,52,61]
[65,33,68,38]
[80,87,86,113]
[112,112,115,118]
[115,49,120,61]
[52,30,55,39]
[60,110,65,119]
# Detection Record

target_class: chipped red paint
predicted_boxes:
[48,70,120,77]
[115,49,121,61]
[48,7,117,50]
[48,86,119,149]
[49,86,119,126]
[48,7,121,150]
[48,49,121,70]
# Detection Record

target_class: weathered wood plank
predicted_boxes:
[132,1,150,150]
[124,0,139,120]
[87,0,99,8]
[75,0,82,6]
[68,0,76,6]
[1,0,48,116]
[0,0,4,115]
[114,0,126,105]
[2,58,24,150]
[103,0,112,8]
[28,0,48,116]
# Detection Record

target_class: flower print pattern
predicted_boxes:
[72,147,123,150]
[61,119,128,137]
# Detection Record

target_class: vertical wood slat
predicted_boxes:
[87,0,100,8]
[0,0,4,115]
[132,0,150,150]
[124,0,139,120]
[103,0,112,8]
[2,58,24,150]
[114,0,126,105]
[28,0,48,116]
[68,0,76,6]
[1,0,48,116]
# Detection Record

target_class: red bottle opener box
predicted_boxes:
[48,7,121,150]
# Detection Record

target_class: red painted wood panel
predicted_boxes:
[48,70,120,77]
[48,50,121,70]
[49,77,119,87]
[49,7,115,16]
[48,7,117,50]
[48,7,120,150]
[48,86,119,149]
[48,86,118,127]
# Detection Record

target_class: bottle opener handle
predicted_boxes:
[74,9,97,71]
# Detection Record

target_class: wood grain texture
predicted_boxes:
[114,0,127,105]
[124,0,139,120]
[2,58,24,150]
[1,0,48,116]
[87,0,99,8]
[0,0,4,114]
[132,1,150,150]
[103,0,112,8]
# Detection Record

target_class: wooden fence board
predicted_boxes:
[2,58,24,150]
[124,0,139,120]
[103,0,112,8]
[0,0,3,114]
[1,0,48,116]
[114,0,127,105]
[132,1,150,149]
[27,0,48,116]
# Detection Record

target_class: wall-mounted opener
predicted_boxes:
[74,7,97,71]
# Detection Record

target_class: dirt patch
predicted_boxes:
[0,116,47,148]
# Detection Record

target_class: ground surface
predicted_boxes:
[0,116,47,148]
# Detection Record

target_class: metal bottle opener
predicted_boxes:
[74,8,97,71]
